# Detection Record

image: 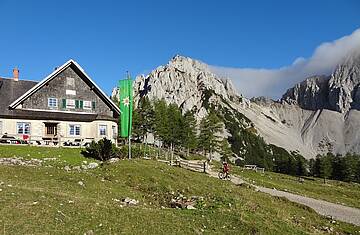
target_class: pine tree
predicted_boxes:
[131,108,143,142]
[164,103,183,161]
[319,153,333,183]
[308,158,316,176]
[198,110,223,160]
[133,97,155,143]
[220,138,232,163]
[133,97,155,157]
[182,110,198,156]
[356,160,360,183]
[341,154,358,182]
[153,99,169,145]
[295,157,306,176]
[198,115,210,157]
[167,103,183,146]
[313,155,322,177]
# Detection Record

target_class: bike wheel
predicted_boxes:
[226,174,231,181]
[218,172,224,179]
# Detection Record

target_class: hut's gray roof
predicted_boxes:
[0,77,38,116]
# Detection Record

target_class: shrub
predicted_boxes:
[81,138,119,161]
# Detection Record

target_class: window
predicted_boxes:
[74,100,84,109]
[45,123,57,135]
[112,125,117,138]
[66,99,75,109]
[99,125,107,136]
[83,101,92,110]
[48,98,58,108]
[17,122,31,134]
[69,124,80,136]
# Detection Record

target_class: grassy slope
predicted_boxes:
[0,145,90,166]
[0,159,359,234]
[230,166,360,209]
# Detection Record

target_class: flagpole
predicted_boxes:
[127,71,131,160]
[128,135,131,159]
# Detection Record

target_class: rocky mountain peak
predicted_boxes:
[111,55,248,127]
[125,56,244,114]
[281,50,360,113]
[169,55,208,73]
[281,75,329,110]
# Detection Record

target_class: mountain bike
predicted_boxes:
[218,171,231,180]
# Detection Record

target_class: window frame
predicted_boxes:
[99,124,107,136]
[69,124,81,136]
[112,125,117,138]
[83,100,92,110]
[48,97,58,108]
[66,99,75,109]
[17,122,31,135]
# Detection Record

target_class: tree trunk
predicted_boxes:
[156,140,159,159]
[170,142,174,164]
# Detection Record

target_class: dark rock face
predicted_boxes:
[281,52,360,113]
[328,53,360,113]
[281,75,330,111]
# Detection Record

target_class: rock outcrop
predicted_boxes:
[281,75,330,110]
[282,51,360,114]
[267,51,360,156]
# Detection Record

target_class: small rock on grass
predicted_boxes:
[87,162,99,169]
[121,197,139,206]
[73,166,81,171]
[108,158,119,163]
[84,229,94,235]
[78,181,85,187]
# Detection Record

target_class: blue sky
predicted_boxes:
[0,0,359,96]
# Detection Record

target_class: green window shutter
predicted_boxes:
[75,100,80,109]
[92,101,96,110]
[80,100,83,109]
[62,99,66,108]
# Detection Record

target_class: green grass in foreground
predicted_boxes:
[230,166,360,209]
[0,145,91,166]
[0,160,359,234]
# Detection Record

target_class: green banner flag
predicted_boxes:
[119,79,133,137]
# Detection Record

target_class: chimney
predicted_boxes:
[13,67,19,81]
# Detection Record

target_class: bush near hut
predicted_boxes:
[81,138,119,161]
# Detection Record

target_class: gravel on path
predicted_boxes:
[207,168,360,226]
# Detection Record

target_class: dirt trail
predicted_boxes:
[207,168,360,226]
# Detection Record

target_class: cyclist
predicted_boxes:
[222,161,230,176]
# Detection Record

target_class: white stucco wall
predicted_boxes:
[0,118,118,145]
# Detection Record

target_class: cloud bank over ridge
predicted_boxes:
[210,28,360,99]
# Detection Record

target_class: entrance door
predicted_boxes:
[45,123,58,137]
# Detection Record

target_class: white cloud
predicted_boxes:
[210,28,360,99]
